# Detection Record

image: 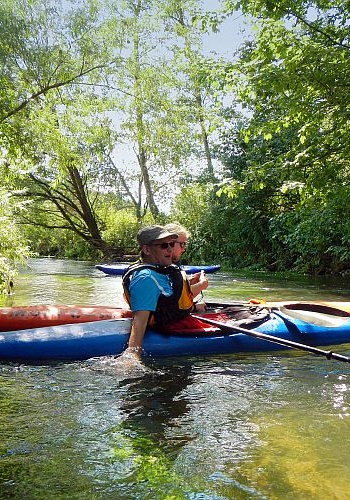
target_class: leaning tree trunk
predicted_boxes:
[26,169,117,258]
[67,166,110,252]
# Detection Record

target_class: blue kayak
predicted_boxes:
[95,263,221,276]
[1,304,350,361]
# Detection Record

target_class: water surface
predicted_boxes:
[1,259,350,499]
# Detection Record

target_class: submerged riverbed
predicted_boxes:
[1,258,350,498]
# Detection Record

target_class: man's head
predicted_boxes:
[164,223,189,264]
[137,225,178,265]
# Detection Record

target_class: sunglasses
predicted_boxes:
[151,241,175,249]
[175,242,187,249]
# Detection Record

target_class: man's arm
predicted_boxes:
[190,270,208,297]
[124,309,150,360]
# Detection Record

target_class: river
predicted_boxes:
[1,258,350,499]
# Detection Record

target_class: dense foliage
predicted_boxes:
[0,186,30,293]
[1,0,350,294]
[178,0,350,274]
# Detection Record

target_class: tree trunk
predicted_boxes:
[24,170,116,257]
[132,0,160,219]
[67,166,109,252]
[195,91,215,179]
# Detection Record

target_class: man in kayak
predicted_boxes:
[122,224,196,360]
[164,222,208,310]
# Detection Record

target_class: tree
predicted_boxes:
[1,0,235,264]
[222,0,350,184]
[213,0,350,272]
[163,3,217,179]
[0,0,114,145]
[0,183,31,295]
[105,0,201,218]
[0,0,127,260]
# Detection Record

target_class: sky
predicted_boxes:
[202,0,252,57]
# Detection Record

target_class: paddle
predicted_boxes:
[192,314,350,363]
[206,300,254,309]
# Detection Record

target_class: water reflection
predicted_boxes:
[72,359,196,497]
[117,362,193,444]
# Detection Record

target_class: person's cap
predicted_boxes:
[137,225,178,246]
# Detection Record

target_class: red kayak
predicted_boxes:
[2,301,350,332]
[0,305,132,332]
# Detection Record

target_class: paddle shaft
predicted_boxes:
[192,315,350,363]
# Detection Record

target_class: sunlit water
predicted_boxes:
[1,258,350,499]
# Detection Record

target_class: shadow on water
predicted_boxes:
[118,363,193,448]
[84,355,195,448]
